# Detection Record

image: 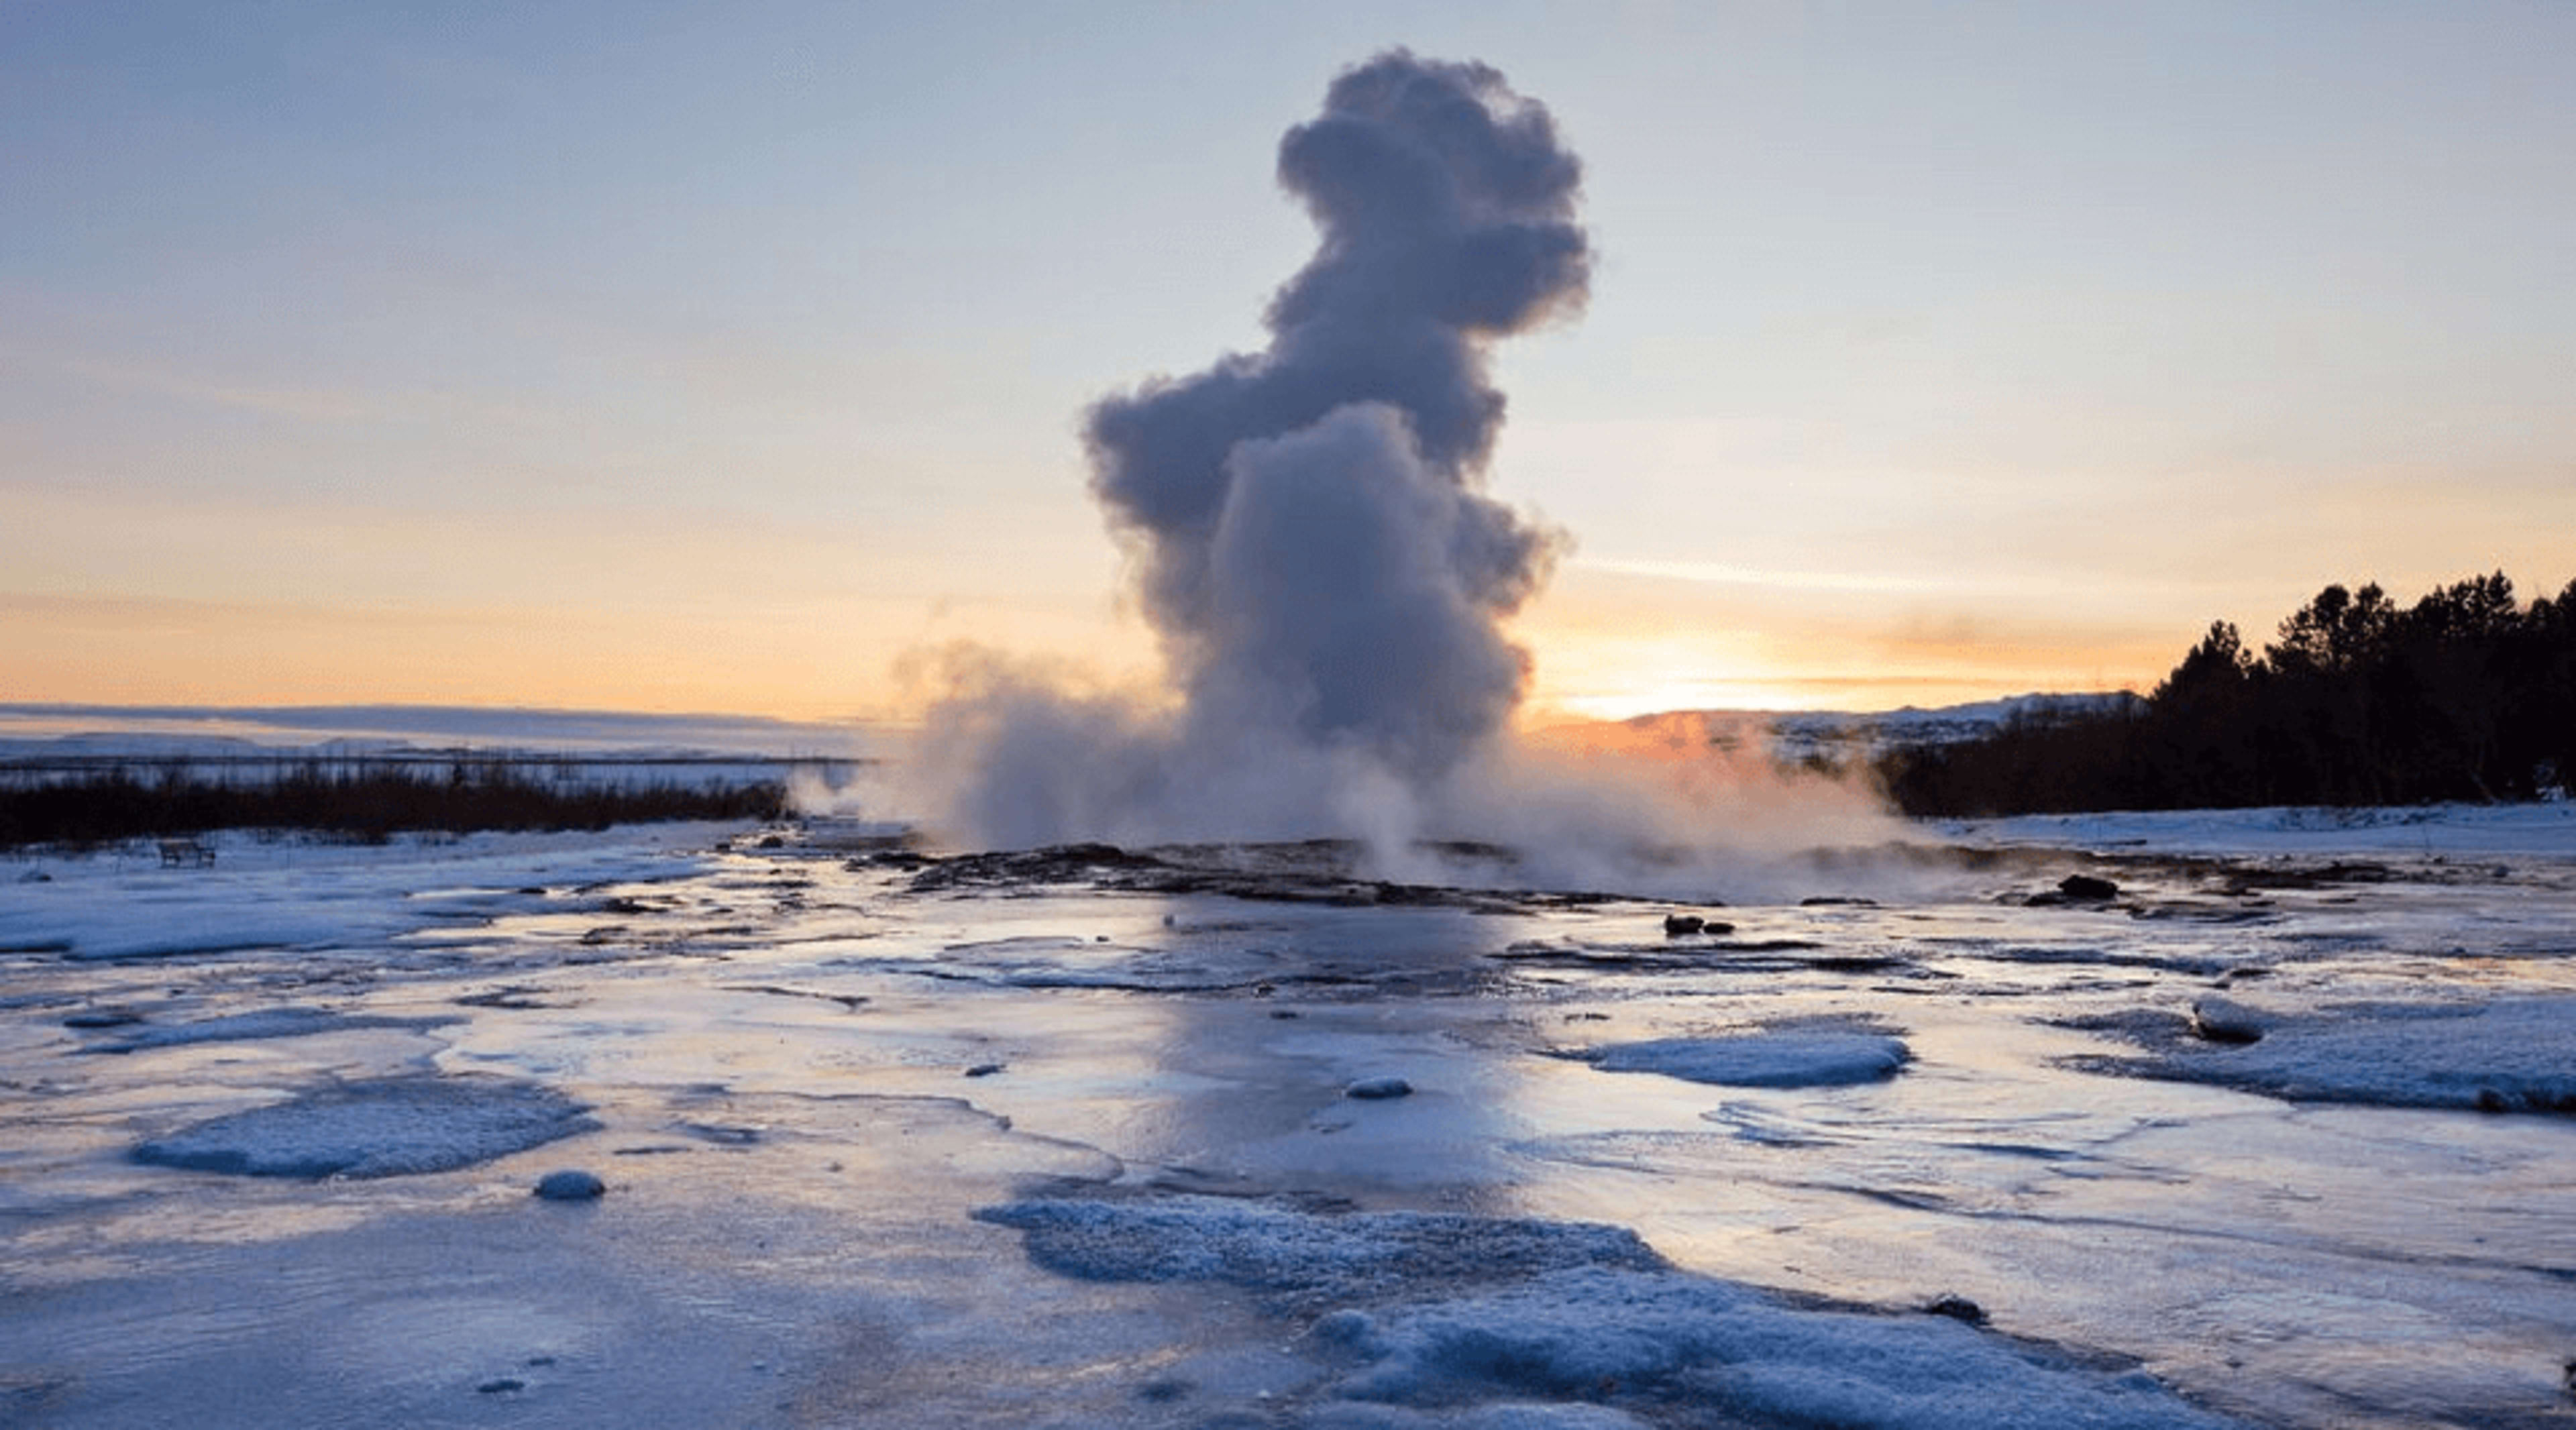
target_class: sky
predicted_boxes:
[5,1,2572,723]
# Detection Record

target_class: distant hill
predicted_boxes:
[1760,693,2143,763]
[1589,694,2141,767]
[0,703,887,762]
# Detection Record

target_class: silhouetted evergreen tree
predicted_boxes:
[1879,570,2576,816]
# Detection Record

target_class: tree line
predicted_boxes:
[1879,572,2576,816]
[0,762,788,848]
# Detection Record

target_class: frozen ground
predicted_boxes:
[4,805,2575,1427]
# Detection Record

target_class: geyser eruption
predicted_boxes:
[926,50,1589,848]
[1090,50,1587,780]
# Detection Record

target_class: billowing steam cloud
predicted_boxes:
[922,51,1590,849]
[1091,50,1587,779]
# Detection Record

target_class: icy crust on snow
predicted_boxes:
[0,826,720,960]
[1585,1032,1909,1088]
[1942,800,2576,861]
[1321,1269,2240,1429]
[131,1077,598,1178]
[80,1005,458,1054]
[2084,995,2576,1113]
[1299,1402,1654,1429]
[974,1197,1665,1309]
[979,1196,2241,1428]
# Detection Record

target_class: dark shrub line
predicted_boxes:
[0,764,787,848]
[1879,572,2576,817]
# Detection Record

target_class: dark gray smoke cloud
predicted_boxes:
[926,51,1590,848]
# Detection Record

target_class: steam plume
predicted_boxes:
[926,51,1589,848]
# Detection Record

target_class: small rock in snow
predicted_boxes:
[1925,1293,1988,1325]
[2057,873,2121,901]
[476,1378,525,1394]
[62,1008,143,1029]
[1661,914,1705,937]
[533,1169,606,1201]
[2189,997,2267,1045]
[1346,1077,1414,1100]
[964,1062,1006,1079]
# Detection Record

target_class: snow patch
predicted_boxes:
[1298,1402,1654,1429]
[1944,801,2576,861]
[132,1077,598,1178]
[978,1196,2242,1427]
[973,1197,1662,1309]
[1325,1266,2239,1429]
[0,826,719,961]
[2083,996,2576,1112]
[83,1005,457,1054]
[1585,1032,1909,1088]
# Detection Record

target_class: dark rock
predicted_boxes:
[2057,874,2121,901]
[476,1378,525,1394]
[533,1169,606,1201]
[1344,1077,1413,1100]
[1925,1294,1987,1325]
[1662,914,1705,937]
[63,1009,144,1029]
[677,1122,760,1146]
[755,834,786,849]
[963,1062,1006,1079]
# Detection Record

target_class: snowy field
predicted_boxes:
[5,805,2576,1427]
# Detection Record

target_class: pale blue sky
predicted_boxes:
[6,2,2571,716]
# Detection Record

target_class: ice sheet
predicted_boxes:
[5,813,2575,1427]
